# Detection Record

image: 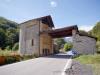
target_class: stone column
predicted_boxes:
[19,26,26,56]
[72,30,77,50]
[51,39,54,54]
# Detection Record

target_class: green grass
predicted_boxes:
[75,54,100,75]
[0,50,18,56]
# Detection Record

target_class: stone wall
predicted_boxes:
[19,20,40,56]
[73,32,96,54]
[40,22,53,56]
[19,20,53,56]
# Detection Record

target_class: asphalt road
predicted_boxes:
[0,53,70,75]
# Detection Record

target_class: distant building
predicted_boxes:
[19,15,96,56]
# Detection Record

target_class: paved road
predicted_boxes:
[0,53,70,75]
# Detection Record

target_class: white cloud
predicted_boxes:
[50,1,57,7]
[79,25,94,31]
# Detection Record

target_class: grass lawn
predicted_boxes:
[75,54,100,75]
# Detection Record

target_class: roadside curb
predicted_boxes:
[61,59,72,75]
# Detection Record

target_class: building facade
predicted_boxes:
[19,16,54,56]
[19,15,96,56]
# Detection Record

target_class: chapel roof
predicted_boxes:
[20,15,54,28]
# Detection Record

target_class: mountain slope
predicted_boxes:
[0,17,19,49]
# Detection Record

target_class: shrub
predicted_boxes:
[0,50,19,56]
[0,55,21,66]
[21,55,35,60]
[96,41,100,53]
[13,55,21,61]
[5,55,21,64]
[63,43,72,51]
[5,46,11,51]
[12,43,19,51]
[5,56,16,64]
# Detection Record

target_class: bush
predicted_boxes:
[12,43,19,51]
[0,55,21,66]
[5,46,11,51]
[0,50,19,56]
[63,43,72,51]
[21,55,36,61]
[96,41,100,53]
[5,56,17,64]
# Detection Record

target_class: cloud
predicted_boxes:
[50,1,57,7]
[79,25,94,31]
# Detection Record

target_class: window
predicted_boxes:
[32,39,34,46]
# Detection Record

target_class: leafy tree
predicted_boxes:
[54,38,66,49]
[6,29,19,48]
[0,16,19,50]
[89,21,100,52]
[5,46,11,51]
[12,43,19,51]
[0,28,6,49]
[63,43,72,51]
[90,22,100,41]
[96,41,100,52]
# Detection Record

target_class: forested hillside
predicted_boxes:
[90,22,100,41]
[0,17,19,50]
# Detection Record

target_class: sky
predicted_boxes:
[0,0,100,31]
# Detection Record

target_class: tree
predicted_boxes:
[0,28,6,49]
[0,16,19,50]
[89,21,100,53]
[6,28,19,48]
[54,38,66,49]
[12,43,19,51]
[63,43,72,51]
[90,21,100,41]
[5,46,11,51]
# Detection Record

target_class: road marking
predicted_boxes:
[61,59,72,75]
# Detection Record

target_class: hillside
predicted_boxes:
[90,22,100,41]
[0,17,19,50]
[89,21,100,52]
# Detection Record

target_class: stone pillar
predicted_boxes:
[51,39,54,54]
[72,30,77,42]
[72,30,77,50]
[19,26,26,56]
[72,30,77,37]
